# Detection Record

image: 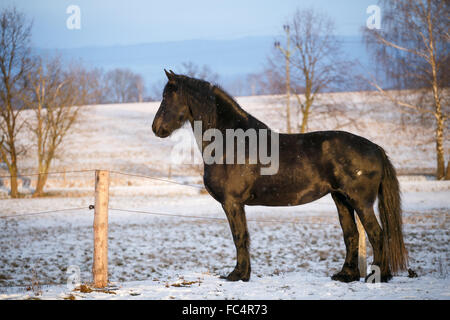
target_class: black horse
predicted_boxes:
[152,70,408,282]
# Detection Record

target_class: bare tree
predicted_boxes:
[25,57,91,197]
[135,74,145,103]
[103,68,145,103]
[271,8,353,133]
[149,78,167,102]
[178,61,220,84]
[274,25,293,133]
[364,0,449,179]
[75,65,105,105]
[0,7,33,197]
[251,66,289,96]
[246,72,275,96]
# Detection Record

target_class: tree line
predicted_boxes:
[250,2,448,180]
[0,7,151,198]
[0,7,227,198]
[0,2,448,200]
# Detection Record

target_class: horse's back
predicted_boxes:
[287,130,384,181]
[248,130,384,207]
[280,130,383,167]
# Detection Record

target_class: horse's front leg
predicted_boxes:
[221,200,251,281]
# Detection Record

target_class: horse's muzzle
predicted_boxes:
[152,118,170,138]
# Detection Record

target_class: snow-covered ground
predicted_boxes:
[0,94,449,299]
[2,272,449,300]
[0,178,448,300]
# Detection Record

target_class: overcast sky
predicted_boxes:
[2,0,378,48]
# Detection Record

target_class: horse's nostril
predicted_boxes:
[152,118,161,134]
[152,119,170,137]
[159,127,169,137]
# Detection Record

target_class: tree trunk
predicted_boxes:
[285,57,291,133]
[9,164,19,198]
[428,16,445,180]
[33,155,52,197]
[285,25,291,134]
[435,112,445,180]
[300,108,309,133]
[445,160,450,181]
[33,172,48,197]
[1,128,20,198]
[299,98,312,134]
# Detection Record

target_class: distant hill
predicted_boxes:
[37,35,374,96]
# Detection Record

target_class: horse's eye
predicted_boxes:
[168,83,178,91]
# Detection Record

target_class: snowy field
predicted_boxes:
[0,93,449,299]
[0,178,448,300]
[5,91,449,181]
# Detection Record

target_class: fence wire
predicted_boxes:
[0,168,204,189]
[0,168,448,291]
[109,170,204,189]
[0,168,448,226]
[108,207,335,225]
[0,169,96,179]
[0,207,91,219]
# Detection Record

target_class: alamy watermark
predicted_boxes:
[66,265,81,291]
[366,5,381,30]
[365,265,382,288]
[170,121,280,175]
[66,5,81,30]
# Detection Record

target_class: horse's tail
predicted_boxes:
[378,148,408,275]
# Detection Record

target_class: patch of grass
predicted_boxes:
[170,277,202,287]
[73,283,117,295]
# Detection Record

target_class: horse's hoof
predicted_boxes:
[221,269,250,282]
[331,271,360,283]
[407,268,418,278]
[381,274,393,282]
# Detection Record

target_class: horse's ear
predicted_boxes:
[164,69,175,81]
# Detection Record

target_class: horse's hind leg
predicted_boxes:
[221,200,251,281]
[331,192,360,282]
[354,205,392,282]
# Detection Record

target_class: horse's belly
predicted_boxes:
[246,180,330,207]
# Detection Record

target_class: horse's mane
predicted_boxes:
[211,85,249,120]
[176,74,269,130]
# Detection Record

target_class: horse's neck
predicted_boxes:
[208,87,269,131]
[186,85,270,152]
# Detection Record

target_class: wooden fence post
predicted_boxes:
[63,167,66,187]
[93,170,109,288]
[355,215,367,279]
